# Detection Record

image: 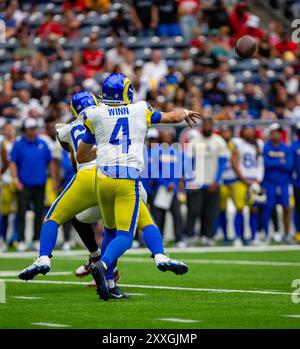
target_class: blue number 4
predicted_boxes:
[109,118,131,153]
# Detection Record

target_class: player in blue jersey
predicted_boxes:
[292,122,300,242]
[262,123,293,243]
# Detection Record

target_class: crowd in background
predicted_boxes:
[0,0,300,251]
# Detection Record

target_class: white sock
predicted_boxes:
[101,261,108,270]
[154,253,170,266]
[108,279,115,289]
[89,249,100,258]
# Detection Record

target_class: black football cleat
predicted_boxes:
[109,286,129,299]
[90,260,110,301]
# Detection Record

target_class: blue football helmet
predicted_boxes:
[70,91,99,118]
[101,73,134,105]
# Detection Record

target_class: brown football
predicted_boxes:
[235,35,257,58]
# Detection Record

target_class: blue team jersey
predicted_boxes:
[263,140,292,185]
[292,140,300,188]
[10,136,52,187]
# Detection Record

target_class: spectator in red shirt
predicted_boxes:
[82,34,105,78]
[63,0,87,12]
[275,32,298,57]
[37,12,63,39]
[237,15,264,41]
[229,1,249,34]
[178,0,200,41]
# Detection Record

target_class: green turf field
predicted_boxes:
[1,248,300,329]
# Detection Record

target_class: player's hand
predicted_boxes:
[184,110,203,127]
[14,178,24,192]
[208,182,219,193]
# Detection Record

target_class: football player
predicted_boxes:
[18,91,189,297]
[76,73,201,300]
[218,125,237,243]
[292,122,300,242]
[262,123,292,243]
[231,124,264,246]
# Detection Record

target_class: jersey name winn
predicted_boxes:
[84,101,153,173]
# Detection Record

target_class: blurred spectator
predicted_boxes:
[37,11,63,39]
[229,1,249,34]
[177,48,193,74]
[13,89,45,122]
[274,32,298,59]
[202,0,230,30]
[14,34,38,62]
[61,10,80,39]
[154,0,182,37]
[243,83,265,119]
[9,118,57,252]
[130,0,156,37]
[237,15,264,40]
[141,50,168,90]
[284,66,299,96]
[178,0,199,41]
[82,34,105,77]
[203,76,228,106]
[63,0,87,12]
[111,7,131,38]
[38,33,66,64]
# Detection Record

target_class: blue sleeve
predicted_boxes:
[284,147,293,171]
[45,143,52,164]
[9,141,19,163]
[215,156,227,183]
[82,127,96,144]
[151,111,162,124]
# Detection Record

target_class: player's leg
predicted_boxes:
[294,186,300,241]
[89,171,117,300]
[139,200,188,275]
[279,185,291,242]
[219,184,229,241]
[261,183,276,239]
[91,174,139,300]
[233,181,248,245]
[19,169,98,280]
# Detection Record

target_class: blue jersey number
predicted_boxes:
[243,153,257,169]
[109,118,131,153]
[71,125,86,151]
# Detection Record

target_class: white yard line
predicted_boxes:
[281,315,300,318]
[1,245,300,259]
[13,296,42,300]
[158,318,201,323]
[31,322,71,328]
[2,278,294,296]
[120,257,300,267]
[0,271,72,277]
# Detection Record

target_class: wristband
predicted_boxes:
[183,109,189,117]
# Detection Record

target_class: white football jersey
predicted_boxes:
[56,114,96,171]
[232,137,264,181]
[84,101,154,175]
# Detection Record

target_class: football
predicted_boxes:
[235,35,257,58]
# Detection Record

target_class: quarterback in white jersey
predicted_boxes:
[77,73,201,300]
[19,91,192,292]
